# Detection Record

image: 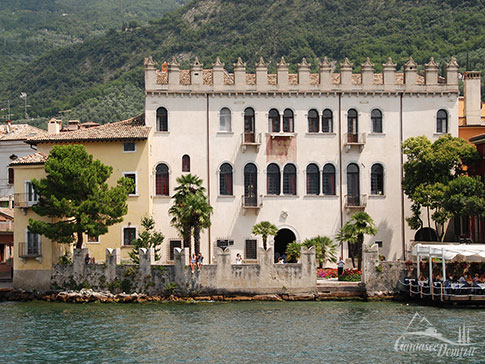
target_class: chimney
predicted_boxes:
[5,120,11,134]
[48,118,61,134]
[144,57,157,91]
[212,57,225,90]
[464,71,482,125]
[190,57,203,86]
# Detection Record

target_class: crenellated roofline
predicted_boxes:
[144,56,460,95]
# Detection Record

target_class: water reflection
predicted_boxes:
[1,301,484,363]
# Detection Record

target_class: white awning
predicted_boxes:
[412,244,485,261]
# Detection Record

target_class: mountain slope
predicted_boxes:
[1,0,484,124]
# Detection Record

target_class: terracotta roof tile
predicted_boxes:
[10,152,48,166]
[27,114,150,144]
[0,124,47,141]
[0,208,14,219]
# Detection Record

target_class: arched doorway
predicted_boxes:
[414,227,439,242]
[274,228,296,262]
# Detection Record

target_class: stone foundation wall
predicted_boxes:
[48,246,317,296]
[362,244,410,296]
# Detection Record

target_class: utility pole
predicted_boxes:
[20,92,28,120]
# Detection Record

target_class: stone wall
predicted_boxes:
[49,246,316,296]
[362,244,411,296]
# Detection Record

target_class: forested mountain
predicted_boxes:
[1,0,483,126]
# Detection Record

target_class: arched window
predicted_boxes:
[283,109,294,133]
[306,164,320,195]
[322,164,336,195]
[371,109,382,133]
[244,108,255,143]
[267,163,281,195]
[437,109,448,133]
[182,155,190,172]
[371,163,384,195]
[269,109,280,133]
[155,163,169,196]
[308,109,319,133]
[244,163,258,206]
[283,164,297,195]
[219,163,233,195]
[156,107,168,132]
[220,107,231,132]
[322,109,333,133]
[347,163,360,206]
[347,109,358,142]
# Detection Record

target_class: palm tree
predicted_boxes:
[285,241,301,262]
[169,174,212,255]
[252,221,278,250]
[336,212,377,270]
[302,236,338,268]
[183,192,212,255]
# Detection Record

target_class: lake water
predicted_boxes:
[1,300,484,363]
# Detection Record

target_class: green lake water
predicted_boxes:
[1,300,484,363]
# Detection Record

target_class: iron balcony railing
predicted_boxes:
[344,194,368,209]
[343,133,366,152]
[14,193,38,208]
[241,194,263,209]
[18,242,42,259]
[241,132,262,145]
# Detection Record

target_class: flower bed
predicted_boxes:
[317,268,362,282]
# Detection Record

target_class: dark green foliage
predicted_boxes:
[402,135,484,238]
[336,212,377,270]
[285,236,338,267]
[128,216,164,264]
[0,0,483,124]
[169,174,212,255]
[120,278,132,293]
[252,221,278,251]
[28,145,133,249]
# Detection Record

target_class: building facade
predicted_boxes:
[0,122,46,208]
[144,55,460,264]
[11,116,151,290]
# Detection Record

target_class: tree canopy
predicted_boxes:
[1,0,483,125]
[28,144,133,249]
[336,212,377,270]
[128,215,164,264]
[402,135,485,239]
[252,221,278,251]
[168,174,212,255]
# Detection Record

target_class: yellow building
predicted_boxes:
[458,72,485,142]
[11,115,151,290]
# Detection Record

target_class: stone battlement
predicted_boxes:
[144,56,460,94]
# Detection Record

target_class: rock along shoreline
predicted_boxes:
[0,288,394,303]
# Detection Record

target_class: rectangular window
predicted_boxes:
[87,235,99,243]
[8,168,14,184]
[26,231,40,256]
[123,227,136,246]
[216,239,234,249]
[375,241,383,248]
[169,240,182,260]
[122,172,137,195]
[123,142,136,152]
[245,239,257,260]
[25,181,38,203]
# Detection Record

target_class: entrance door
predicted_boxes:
[244,108,255,143]
[347,163,360,206]
[347,109,358,143]
[274,228,296,262]
[244,163,257,206]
